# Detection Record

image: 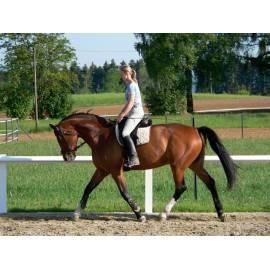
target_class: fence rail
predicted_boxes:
[1,155,270,215]
[0,118,19,144]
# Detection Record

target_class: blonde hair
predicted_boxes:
[120,64,138,83]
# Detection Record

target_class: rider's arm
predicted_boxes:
[117,93,135,122]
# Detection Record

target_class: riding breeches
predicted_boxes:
[122,115,144,138]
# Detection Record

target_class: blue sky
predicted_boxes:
[65,33,141,67]
[0,33,142,68]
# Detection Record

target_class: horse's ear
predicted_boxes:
[49,124,56,130]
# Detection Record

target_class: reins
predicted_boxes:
[56,126,86,152]
[75,140,87,151]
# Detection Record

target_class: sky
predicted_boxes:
[0,33,142,68]
[65,33,141,67]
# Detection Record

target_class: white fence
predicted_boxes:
[1,155,270,215]
[0,118,19,144]
[0,155,153,215]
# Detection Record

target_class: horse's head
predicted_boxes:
[50,123,78,162]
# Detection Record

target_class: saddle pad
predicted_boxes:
[115,124,151,146]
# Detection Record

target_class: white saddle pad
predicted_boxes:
[115,124,151,146]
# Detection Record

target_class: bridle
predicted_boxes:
[56,126,86,154]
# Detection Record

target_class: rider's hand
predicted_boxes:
[117,113,124,123]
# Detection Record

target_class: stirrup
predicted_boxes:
[124,156,140,169]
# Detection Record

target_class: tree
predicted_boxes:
[0,33,76,118]
[92,66,105,93]
[135,33,203,114]
[132,59,150,94]
[0,67,8,110]
[69,61,80,94]
[240,33,270,95]
[79,64,93,93]
[194,34,242,94]
[102,59,121,92]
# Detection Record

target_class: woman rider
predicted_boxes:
[117,64,144,169]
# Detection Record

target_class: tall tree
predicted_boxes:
[135,33,204,114]
[195,34,242,93]
[0,33,76,118]
[79,64,93,93]
[104,59,122,92]
[69,61,80,94]
[240,33,270,95]
[92,66,105,93]
[132,59,150,94]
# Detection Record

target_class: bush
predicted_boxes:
[144,84,185,115]
[38,72,73,119]
[5,86,32,119]
[237,88,250,95]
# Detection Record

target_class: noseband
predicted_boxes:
[56,126,86,153]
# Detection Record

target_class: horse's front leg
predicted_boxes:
[112,172,146,222]
[74,168,108,221]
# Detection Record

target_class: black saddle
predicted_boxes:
[118,116,152,146]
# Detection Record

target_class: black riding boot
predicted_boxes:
[122,135,140,169]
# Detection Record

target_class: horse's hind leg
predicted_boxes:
[160,165,187,221]
[74,168,108,221]
[112,172,145,222]
[190,162,225,222]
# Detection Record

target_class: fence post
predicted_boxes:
[145,169,153,214]
[192,115,198,200]
[16,118,19,141]
[0,155,7,214]
[11,119,14,142]
[5,120,8,143]
[241,113,244,139]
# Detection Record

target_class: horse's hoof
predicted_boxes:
[219,214,225,222]
[160,212,167,221]
[73,212,81,221]
[138,216,146,222]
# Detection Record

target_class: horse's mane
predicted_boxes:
[60,112,115,128]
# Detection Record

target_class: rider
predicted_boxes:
[117,64,144,169]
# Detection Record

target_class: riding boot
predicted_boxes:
[122,135,140,169]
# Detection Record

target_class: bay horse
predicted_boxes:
[50,113,237,222]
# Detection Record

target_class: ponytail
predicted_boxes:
[131,69,138,83]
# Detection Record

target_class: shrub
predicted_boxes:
[144,84,185,115]
[5,86,32,119]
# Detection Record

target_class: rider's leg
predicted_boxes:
[122,117,142,168]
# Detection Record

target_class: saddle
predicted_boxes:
[115,117,152,146]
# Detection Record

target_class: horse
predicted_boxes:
[50,112,237,222]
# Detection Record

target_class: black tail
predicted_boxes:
[198,126,238,190]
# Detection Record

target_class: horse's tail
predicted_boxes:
[198,126,238,190]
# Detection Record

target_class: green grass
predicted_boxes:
[72,93,126,107]
[71,93,267,108]
[150,113,270,128]
[1,139,269,213]
[18,119,59,133]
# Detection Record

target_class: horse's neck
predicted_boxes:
[76,121,111,147]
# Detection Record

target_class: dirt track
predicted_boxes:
[0,212,269,236]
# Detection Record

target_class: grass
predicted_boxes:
[71,93,268,108]
[151,113,270,128]
[1,138,269,213]
[72,93,126,107]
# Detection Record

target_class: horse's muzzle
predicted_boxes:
[63,152,76,162]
